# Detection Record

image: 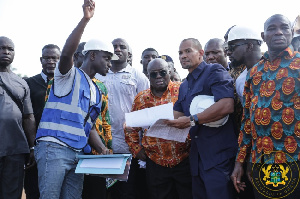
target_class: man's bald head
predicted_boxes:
[205,38,224,50]
[147,58,170,93]
[0,36,15,68]
[262,14,293,53]
[264,14,292,31]
[204,38,228,68]
[147,58,169,73]
[0,36,14,45]
[112,38,129,49]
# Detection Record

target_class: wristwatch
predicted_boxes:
[189,115,195,126]
[193,114,199,125]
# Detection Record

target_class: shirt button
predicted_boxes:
[195,136,198,138]
[188,88,191,90]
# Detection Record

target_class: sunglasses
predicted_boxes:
[227,43,248,52]
[149,70,168,78]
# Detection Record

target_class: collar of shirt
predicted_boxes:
[226,62,231,71]
[108,64,131,74]
[40,71,48,84]
[262,45,295,61]
[187,61,207,81]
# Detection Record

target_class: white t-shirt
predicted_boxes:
[235,69,248,103]
[95,64,149,153]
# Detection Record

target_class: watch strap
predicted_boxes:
[193,114,199,125]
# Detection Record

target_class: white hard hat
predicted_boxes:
[82,39,119,60]
[189,95,228,127]
[228,26,262,43]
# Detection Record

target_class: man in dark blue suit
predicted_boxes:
[166,38,238,199]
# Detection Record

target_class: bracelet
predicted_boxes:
[30,146,35,150]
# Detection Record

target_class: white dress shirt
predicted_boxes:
[95,65,149,153]
[235,68,248,103]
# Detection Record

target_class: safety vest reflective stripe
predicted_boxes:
[39,122,86,137]
[71,69,81,106]
[44,102,87,118]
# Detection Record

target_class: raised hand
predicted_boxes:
[82,0,95,20]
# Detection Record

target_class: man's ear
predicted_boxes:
[40,57,43,64]
[199,49,204,56]
[199,49,204,60]
[140,60,142,64]
[247,43,254,52]
[261,32,265,42]
[90,51,96,61]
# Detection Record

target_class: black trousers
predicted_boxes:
[0,154,26,199]
[146,157,192,199]
[108,157,149,199]
[82,175,106,199]
[24,164,40,199]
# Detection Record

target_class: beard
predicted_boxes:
[230,59,244,69]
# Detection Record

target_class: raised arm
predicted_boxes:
[58,0,95,74]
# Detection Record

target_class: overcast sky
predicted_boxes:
[1,0,299,78]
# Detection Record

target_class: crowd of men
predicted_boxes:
[0,0,299,199]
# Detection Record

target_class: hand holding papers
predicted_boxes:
[146,119,190,142]
[125,103,174,127]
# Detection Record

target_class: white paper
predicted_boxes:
[79,157,124,169]
[125,103,174,127]
[146,119,190,142]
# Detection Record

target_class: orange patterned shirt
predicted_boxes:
[125,81,191,167]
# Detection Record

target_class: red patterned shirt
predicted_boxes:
[125,81,191,167]
[236,46,300,164]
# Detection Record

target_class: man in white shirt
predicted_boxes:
[96,38,149,199]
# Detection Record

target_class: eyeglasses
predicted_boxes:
[149,70,168,78]
[227,43,248,52]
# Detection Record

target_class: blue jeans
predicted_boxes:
[35,141,84,199]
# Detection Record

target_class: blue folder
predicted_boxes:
[75,154,131,175]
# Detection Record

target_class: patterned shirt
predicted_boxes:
[92,78,112,154]
[44,78,112,152]
[125,81,191,167]
[229,64,247,136]
[236,46,300,164]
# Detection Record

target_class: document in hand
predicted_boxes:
[146,119,190,142]
[75,154,132,181]
[125,103,174,127]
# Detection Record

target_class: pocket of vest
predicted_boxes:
[60,111,84,128]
